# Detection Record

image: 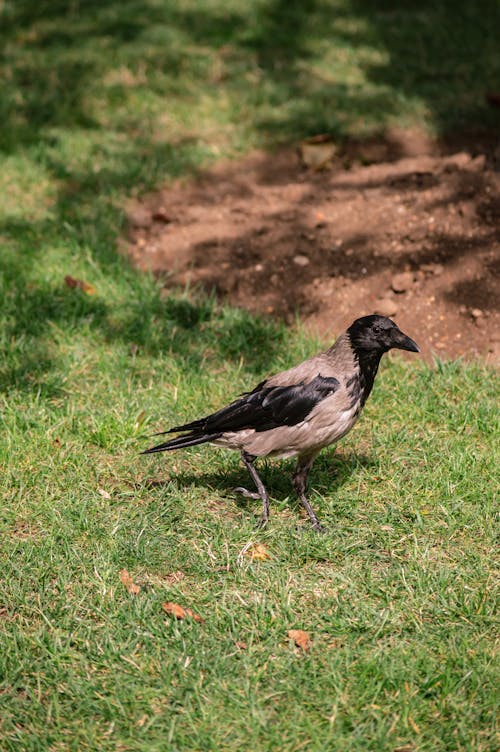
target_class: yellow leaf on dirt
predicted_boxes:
[245,543,271,561]
[288,629,311,652]
[162,602,203,623]
[120,569,141,595]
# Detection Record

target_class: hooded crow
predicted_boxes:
[143,315,419,531]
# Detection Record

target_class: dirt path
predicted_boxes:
[125,131,500,363]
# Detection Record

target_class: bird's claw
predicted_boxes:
[311,522,328,534]
[256,515,269,529]
[296,521,328,535]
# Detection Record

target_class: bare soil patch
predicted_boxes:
[125,130,500,362]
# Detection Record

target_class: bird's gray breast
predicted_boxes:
[304,372,362,446]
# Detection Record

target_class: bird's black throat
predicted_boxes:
[347,346,383,407]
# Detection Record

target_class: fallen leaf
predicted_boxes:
[288,629,311,652]
[120,569,141,595]
[136,715,148,728]
[234,640,247,650]
[80,280,96,295]
[64,275,96,295]
[244,543,271,561]
[52,437,61,448]
[98,488,111,499]
[162,602,203,623]
[64,274,79,288]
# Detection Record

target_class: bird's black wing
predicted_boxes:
[142,374,340,454]
[167,374,340,435]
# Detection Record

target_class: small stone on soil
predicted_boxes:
[293,255,310,266]
[375,298,398,317]
[129,207,152,229]
[391,271,415,293]
[151,207,172,223]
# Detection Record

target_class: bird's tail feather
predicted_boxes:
[141,431,221,454]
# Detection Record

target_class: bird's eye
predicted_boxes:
[372,325,382,335]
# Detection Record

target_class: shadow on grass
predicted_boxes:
[1,0,499,392]
[2,0,499,151]
[140,450,377,518]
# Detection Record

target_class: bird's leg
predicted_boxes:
[237,451,270,527]
[293,453,325,533]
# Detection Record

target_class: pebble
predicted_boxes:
[421,262,444,276]
[129,206,152,228]
[374,298,398,317]
[391,271,415,293]
[293,254,310,266]
[471,308,483,319]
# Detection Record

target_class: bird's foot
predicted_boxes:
[311,521,328,534]
[296,520,328,535]
[233,486,261,500]
[256,514,269,529]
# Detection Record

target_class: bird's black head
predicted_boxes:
[347,315,420,355]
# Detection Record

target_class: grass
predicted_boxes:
[1,293,498,750]
[1,0,499,749]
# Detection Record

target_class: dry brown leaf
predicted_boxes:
[64,275,96,295]
[52,437,61,448]
[234,640,247,650]
[245,543,271,561]
[120,569,141,595]
[80,280,96,295]
[98,488,111,499]
[288,629,311,652]
[162,601,203,623]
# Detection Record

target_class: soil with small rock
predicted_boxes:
[125,130,500,363]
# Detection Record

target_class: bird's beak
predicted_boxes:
[392,327,420,353]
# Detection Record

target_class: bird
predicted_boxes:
[143,315,419,531]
